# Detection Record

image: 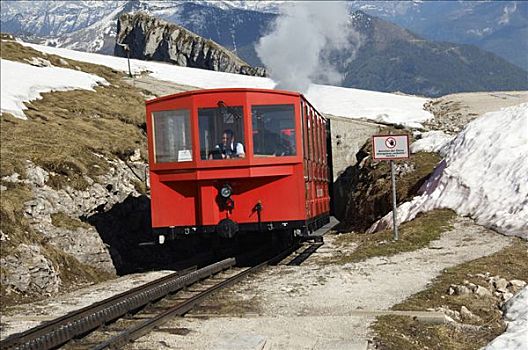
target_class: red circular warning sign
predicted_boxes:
[385,137,397,149]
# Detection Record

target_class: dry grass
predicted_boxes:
[50,212,91,229]
[0,38,143,303]
[0,183,36,252]
[373,241,528,349]
[369,150,443,204]
[0,88,146,190]
[1,40,147,190]
[328,209,456,264]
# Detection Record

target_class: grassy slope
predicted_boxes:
[373,241,528,349]
[329,209,456,264]
[0,40,147,186]
[0,38,148,304]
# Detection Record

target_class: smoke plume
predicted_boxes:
[256,2,361,93]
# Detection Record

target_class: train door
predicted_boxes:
[325,118,333,215]
[302,102,310,220]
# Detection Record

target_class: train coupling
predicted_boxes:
[217,218,239,239]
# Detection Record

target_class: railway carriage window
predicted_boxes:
[152,109,192,163]
[316,116,322,163]
[314,115,319,163]
[303,105,309,159]
[198,105,245,160]
[252,104,296,157]
[310,109,315,161]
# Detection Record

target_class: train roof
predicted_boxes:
[146,87,325,119]
[146,88,303,105]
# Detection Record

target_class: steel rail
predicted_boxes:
[0,259,235,350]
[91,247,295,349]
[287,242,324,266]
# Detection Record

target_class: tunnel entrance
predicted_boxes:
[85,194,213,275]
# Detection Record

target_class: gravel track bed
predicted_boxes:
[128,216,512,349]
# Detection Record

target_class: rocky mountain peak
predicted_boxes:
[115,12,266,77]
[350,10,418,48]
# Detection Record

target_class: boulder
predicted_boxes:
[0,244,60,295]
[491,277,509,291]
[508,279,527,293]
[460,306,481,323]
[438,306,461,321]
[448,284,472,296]
[474,285,493,298]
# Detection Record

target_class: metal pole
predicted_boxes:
[390,160,399,241]
[127,50,132,78]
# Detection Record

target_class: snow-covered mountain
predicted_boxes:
[2,1,527,97]
[0,1,276,55]
[1,1,122,37]
[2,1,526,70]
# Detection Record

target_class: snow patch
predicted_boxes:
[19,42,432,127]
[369,103,528,238]
[0,59,108,119]
[410,131,455,154]
[484,286,528,350]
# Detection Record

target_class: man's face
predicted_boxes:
[222,133,231,146]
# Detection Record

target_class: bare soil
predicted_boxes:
[423,91,528,132]
[126,216,513,349]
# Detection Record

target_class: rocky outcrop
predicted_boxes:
[115,12,266,77]
[1,244,61,295]
[448,274,527,306]
[1,155,149,296]
[335,137,441,232]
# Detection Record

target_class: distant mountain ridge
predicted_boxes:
[2,1,525,70]
[347,1,528,71]
[341,11,528,96]
[1,1,527,96]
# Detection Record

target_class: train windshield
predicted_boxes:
[198,104,245,160]
[152,109,192,163]
[252,104,296,157]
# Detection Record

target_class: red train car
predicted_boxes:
[145,88,330,242]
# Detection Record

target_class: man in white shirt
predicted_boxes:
[216,129,245,158]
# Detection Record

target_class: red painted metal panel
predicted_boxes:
[147,89,329,232]
[152,170,305,228]
[150,172,197,227]
[157,165,294,182]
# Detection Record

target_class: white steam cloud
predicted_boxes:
[256,1,361,93]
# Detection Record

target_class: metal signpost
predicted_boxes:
[372,134,410,241]
[117,42,132,77]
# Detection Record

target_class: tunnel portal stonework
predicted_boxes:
[326,116,383,221]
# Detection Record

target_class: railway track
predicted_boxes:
[1,239,323,350]
[279,241,324,266]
